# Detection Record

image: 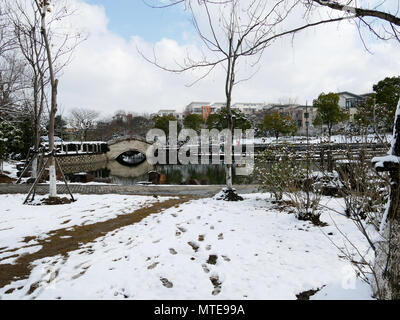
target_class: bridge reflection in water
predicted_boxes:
[63,159,249,185]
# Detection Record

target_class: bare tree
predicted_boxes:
[302,1,400,47]
[28,0,84,198]
[143,0,354,200]
[0,3,16,57]
[69,107,100,141]
[5,0,49,178]
[0,53,27,119]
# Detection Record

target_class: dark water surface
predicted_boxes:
[66,160,251,185]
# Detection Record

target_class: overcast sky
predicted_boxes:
[56,0,400,119]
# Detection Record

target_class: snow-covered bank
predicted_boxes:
[0,194,172,264]
[0,193,374,300]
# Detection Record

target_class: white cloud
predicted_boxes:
[57,0,400,118]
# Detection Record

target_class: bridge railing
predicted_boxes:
[41,141,108,155]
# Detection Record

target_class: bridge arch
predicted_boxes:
[106,136,152,162]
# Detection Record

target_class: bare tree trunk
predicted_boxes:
[224,34,235,192]
[38,1,58,197]
[48,79,58,197]
[373,99,400,299]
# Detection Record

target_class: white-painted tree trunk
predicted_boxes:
[49,162,57,197]
[32,157,38,179]
[226,165,233,190]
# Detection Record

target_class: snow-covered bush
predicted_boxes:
[254,146,323,223]
[336,160,388,224]
[327,157,391,298]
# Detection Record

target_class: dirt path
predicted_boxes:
[0,196,195,292]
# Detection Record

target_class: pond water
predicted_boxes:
[65,160,252,185]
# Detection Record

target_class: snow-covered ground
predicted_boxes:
[0,194,172,264]
[0,193,374,300]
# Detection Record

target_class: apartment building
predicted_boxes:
[337,91,372,123]
[184,101,266,121]
[232,102,265,115]
[152,109,184,121]
[264,104,317,135]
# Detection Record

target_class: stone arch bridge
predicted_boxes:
[43,136,153,174]
[106,136,152,161]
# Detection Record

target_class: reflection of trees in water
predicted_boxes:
[205,166,225,185]
[161,169,183,185]
[65,161,253,185]
[156,164,251,185]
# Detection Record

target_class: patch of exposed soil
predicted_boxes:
[298,214,328,227]
[273,200,328,227]
[0,196,195,291]
[215,189,244,201]
[296,285,325,300]
[0,174,16,184]
[39,197,74,206]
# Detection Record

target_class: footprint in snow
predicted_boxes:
[177,226,187,233]
[210,275,222,296]
[202,264,210,273]
[207,254,218,265]
[160,278,173,288]
[188,241,200,252]
[147,262,159,270]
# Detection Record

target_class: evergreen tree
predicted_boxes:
[259,112,298,141]
[183,113,204,133]
[313,92,348,138]
[206,108,251,131]
[0,119,24,172]
[373,76,400,132]
[152,114,182,137]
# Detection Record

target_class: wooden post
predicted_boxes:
[327,149,333,172]
[15,149,33,184]
[54,156,74,202]
[24,156,50,204]
[320,147,325,170]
